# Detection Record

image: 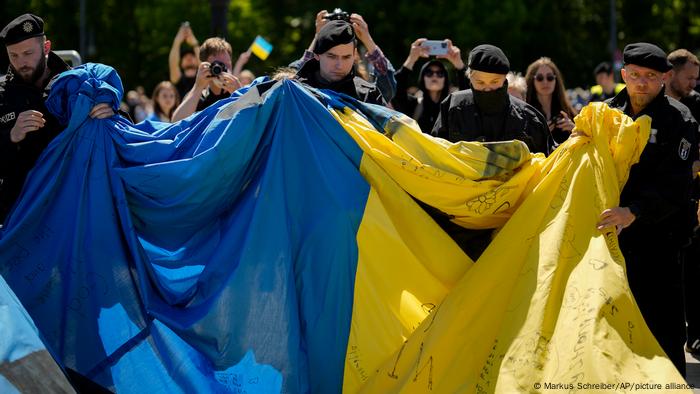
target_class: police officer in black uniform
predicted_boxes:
[431,44,549,154]
[295,20,385,106]
[665,48,700,355]
[597,42,699,376]
[0,13,114,225]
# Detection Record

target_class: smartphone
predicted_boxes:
[181,21,190,28]
[421,40,448,56]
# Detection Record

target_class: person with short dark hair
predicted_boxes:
[666,49,700,118]
[294,19,385,105]
[589,61,625,102]
[0,13,115,224]
[666,48,700,357]
[171,37,241,122]
[598,42,699,376]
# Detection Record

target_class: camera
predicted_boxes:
[210,60,227,76]
[324,8,351,22]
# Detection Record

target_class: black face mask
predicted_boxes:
[472,82,509,115]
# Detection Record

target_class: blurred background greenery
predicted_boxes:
[1,0,699,93]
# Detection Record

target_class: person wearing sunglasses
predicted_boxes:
[525,57,577,153]
[391,38,468,133]
[599,42,699,377]
[432,44,549,155]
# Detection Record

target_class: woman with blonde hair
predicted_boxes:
[525,57,576,150]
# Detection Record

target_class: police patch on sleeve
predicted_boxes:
[679,138,691,160]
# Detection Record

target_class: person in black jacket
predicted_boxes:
[597,42,699,376]
[295,20,385,106]
[392,38,468,133]
[665,48,700,356]
[426,44,548,261]
[431,44,548,155]
[0,14,115,225]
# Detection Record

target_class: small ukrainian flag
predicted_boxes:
[250,35,273,61]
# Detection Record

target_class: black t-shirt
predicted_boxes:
[175,76,196,100]
[196,88,231,112]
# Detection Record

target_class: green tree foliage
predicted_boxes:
[1,0,699,94]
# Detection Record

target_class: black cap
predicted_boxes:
[313,20,355,55]
[1,14,45,45]
[623,42,672,72]
[468,44,510,74]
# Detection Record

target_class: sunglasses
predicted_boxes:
[425,70,445,78]
[535,73,556,82]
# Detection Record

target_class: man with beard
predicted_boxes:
[667,49,700,121]
[665,48,700,357]
[428,44,548,261]
[0,14,115,224]
[431,44,548,154]
[598,43,699,376]
[295,19,385,105]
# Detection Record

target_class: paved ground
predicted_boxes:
[686,350,700,393]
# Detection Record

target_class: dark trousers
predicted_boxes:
[621,238,687,376]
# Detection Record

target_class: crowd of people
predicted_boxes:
[1,10,700,388]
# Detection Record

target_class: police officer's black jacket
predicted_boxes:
[608,88,699,245]
[681,90,700,123]
[0,51,70,223]
[430,89,549,154]
[296,58,386,106]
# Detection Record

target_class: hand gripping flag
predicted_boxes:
[0,64,689,393]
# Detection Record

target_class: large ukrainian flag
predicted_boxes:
[0,63,689,393]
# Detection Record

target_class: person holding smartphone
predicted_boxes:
[524,57,577,153]
[392,38,468,133]
[168,22,200,99]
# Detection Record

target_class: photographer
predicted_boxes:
[292,9,395,102]
[172,37,241,122]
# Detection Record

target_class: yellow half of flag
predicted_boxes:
[250,35,272,61]
[328,102,688,393]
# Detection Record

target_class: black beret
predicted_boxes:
[468,44,510,74]
[623,42,672,72]
[313,20,355,55]
[1,14,45,46]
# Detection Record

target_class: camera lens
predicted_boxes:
[210,61,226,76]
